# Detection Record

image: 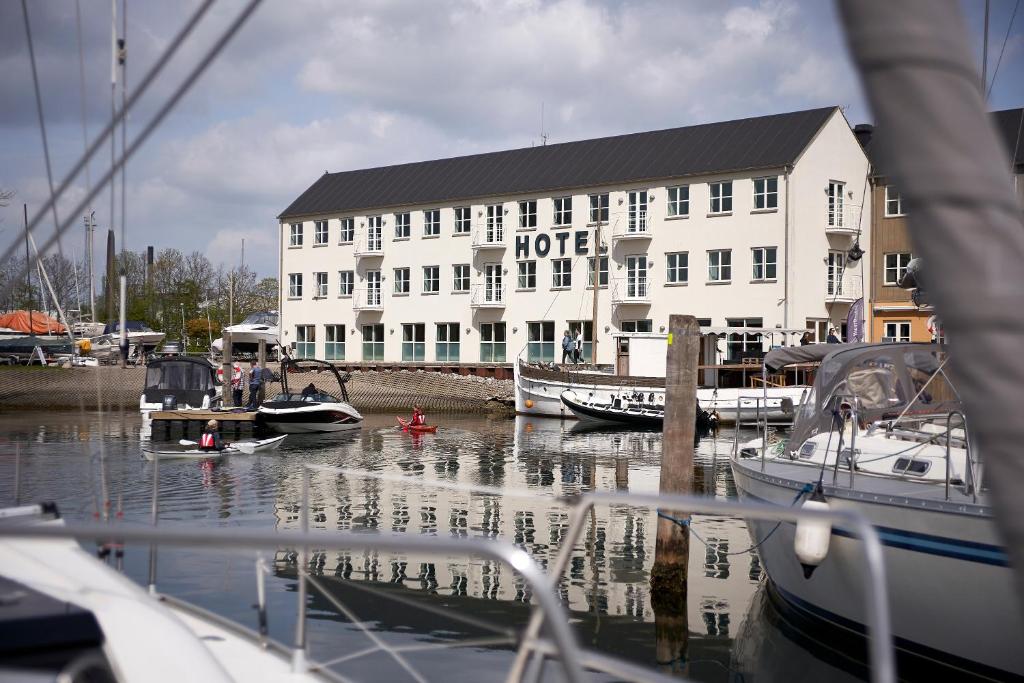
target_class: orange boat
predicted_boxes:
[396,417,437,434]
[0,310,65,335]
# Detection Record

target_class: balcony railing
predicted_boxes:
[826,275,863,303]
[612,213,651,240]
[826,206,863,236]
[471,224,505,250]
[354,233,384,257]
[611,277,650,304]
[352,288,383,311]
[470,284,505,308]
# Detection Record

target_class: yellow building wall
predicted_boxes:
[870,310,933,342]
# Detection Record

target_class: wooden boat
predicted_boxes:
[396,417,438,433]
[560,389,714,431]
[141,435,286,460]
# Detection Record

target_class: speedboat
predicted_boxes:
[730,343,1024,678]
[211,311,279,355]
[102,320,166,353]
[139,356,221,414]
[259,358,362,433]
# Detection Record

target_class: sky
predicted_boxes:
[0,0,1021,279]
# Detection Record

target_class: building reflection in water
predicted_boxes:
[274,416,762,633]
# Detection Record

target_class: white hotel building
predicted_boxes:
[277,106,870,366]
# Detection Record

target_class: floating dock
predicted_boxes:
[149,409,259,438]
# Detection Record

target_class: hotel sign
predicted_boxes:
[515,231,595,259]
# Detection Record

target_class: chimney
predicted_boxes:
[853,123,874,149]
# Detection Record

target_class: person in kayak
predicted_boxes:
[199,419,225,451]
[410,405,427,427]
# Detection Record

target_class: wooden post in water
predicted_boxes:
[651,313,698,604]
[222,332,233,408]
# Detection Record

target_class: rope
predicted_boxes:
[657,482,813,557]
[986,0,1020,100]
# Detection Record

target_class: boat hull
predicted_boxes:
[559,390,664,428]
[142,435,287,459]
[730,457,1024,678]
[259,401,363,433]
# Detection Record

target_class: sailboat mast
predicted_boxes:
[24,204,34,335]
[590,211,601,364]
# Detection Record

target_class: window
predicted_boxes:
[552,258,571,288]
[314,220,328,245]
[486,204,504,243]
[367,215,383,251]
[707,250,732,282]
[423,209,440,237]
[394,212,410,239]
[519,200,537,229]
[365,270,382,307]
[806,319,828,343]
[625,255,648,298]
[827,251,845,296]
[325,324,345,360]
[340,218,355,243]
[289,223,303,247]
[288,273,303,298]
[295,325,316,359]
[436,323,460,362]
[338,270,354,296]
[587,256,609,287]
[553,196,572,226]
[454,207,471,234]
[885,186,904,217]
[884,252,912,286]
[884,321,911,343]
[726,317,763,362]
[517,260,536,290]
[423,265,439,293]
[667,252,688,284]
[620,319,652,333]
[402,323,425,361]
[362,324,384,361]
[527,321,555,363]
[567,321,594,363]
[314,271,328,298]
[754,177,778,210]
[628,190,648,232]
[752,247,777,281]
[480,322,506,362]
[394,267,410,294]
[589,193,609,223]
[709,181,733,214]
[453,264,470,292]
[667,186,689,217]
[828,181,845,227]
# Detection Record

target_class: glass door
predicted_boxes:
[626,255,648,298]
[367,270,382,306]
[368,216,383,251]
[486,205,504,243]
[484,263,503,303]
[628,191,648,233]
[827,251,845,296]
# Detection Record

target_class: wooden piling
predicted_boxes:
[650,314,699,612]
[222,332,233,408]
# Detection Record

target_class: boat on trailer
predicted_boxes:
[730,343,1024,678]
[259,358,363,433]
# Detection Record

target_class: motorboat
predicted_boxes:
[139,356,221,414]
[0,503,330,683]
[72,320,105,338]
[730,343,1024,678]
[259,358,362,433]
[102,320,166,353]
[559,388,715,431]
[211,311,279,355]
[142,434,287,459]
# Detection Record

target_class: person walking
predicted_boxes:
[574,328,584,364]
[246,359,265,410]
[561,330,574,365]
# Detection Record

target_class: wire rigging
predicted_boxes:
[75,0,91,194]
[986,0,1020,100]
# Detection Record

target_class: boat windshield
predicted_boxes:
[241,312,278,326]
[270,392,339,403]
[145,361,216,392]
[105,320,154,333]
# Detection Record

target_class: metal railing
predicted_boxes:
[610,277,649,303]
[826,205,863,234]
[352,288,383,310]
[471,224,505,248]
[354,232,384,256]
[470,283,504,307]
[613,213,651,239]
[826,274,863,301]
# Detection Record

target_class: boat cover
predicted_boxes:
[142,358,218,407]
[0,310,65,335]
[762,343,862,373]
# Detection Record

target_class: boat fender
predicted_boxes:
[794,488,831,579]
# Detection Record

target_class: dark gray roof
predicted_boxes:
[279,107,837,220]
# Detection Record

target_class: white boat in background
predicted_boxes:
[102,320,166,354]
[211,311,279,355]
[72,321,105,338]
[731,343,1024,678]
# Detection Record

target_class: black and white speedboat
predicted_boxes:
[258,358,362,433]
[560,389,714,431]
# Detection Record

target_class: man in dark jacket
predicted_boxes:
[826,327,842,344]
[247,360,266,410]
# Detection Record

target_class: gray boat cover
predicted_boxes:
[840,0,1024,611]
[762,343,862,373]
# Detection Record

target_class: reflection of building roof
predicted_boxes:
[279,107,837,219]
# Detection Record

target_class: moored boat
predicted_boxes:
[211,311,280,355]
[139,357,222,414]
[142,434,287,459]
[259,358,362,433]
[559,388,714,431]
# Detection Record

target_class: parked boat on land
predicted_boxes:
[142,434,286,459]
[211,311,279,355]
[101,320,166,355]
[259,358,362,433]
[139,356,221,414]
[731,343,1024,678]
[559,388,715,431]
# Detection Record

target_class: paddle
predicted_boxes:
[179,439,197,446]
[179,438,254,454]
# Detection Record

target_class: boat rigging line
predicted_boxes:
[985,0,1020,100]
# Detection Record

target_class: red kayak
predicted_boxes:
[397,417,437,433]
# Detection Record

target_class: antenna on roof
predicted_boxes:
[540,102,548,146]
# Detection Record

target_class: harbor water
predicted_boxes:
[0,411,866,682]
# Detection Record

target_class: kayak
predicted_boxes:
[141,435,287,460]
[396,417,437,434]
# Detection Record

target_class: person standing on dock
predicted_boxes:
[561,330,574,365]
[246,360,265,410]
[574,328,584,364]
[230,361,243,407]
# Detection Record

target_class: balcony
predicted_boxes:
[471,225,505,251]
[470,284,505,308]
[611,213,652,241]
[826,275,863,304]
[353,234,384,258]
[611,277,650,305]
[825,206,863,237]
[352,289,383,311]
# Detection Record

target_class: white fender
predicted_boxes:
[794,497,832,578]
